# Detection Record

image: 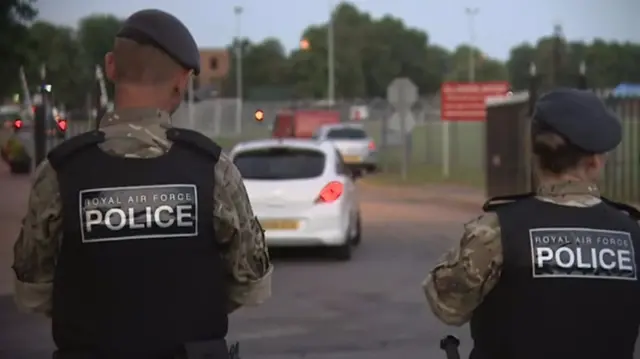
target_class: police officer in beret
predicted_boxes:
[12,9,272,359]
[423,88,640,359]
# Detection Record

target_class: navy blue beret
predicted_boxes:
[532,88,621,153]
[117,9,200,75]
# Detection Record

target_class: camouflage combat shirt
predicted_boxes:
[422,180,603,326]
[12,108,272,316]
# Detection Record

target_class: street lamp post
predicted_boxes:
[327,2,335,106]
[465,7,479,83]
[234,5,243,135]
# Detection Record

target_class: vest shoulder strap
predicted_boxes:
[483,192,535,212]
[601,196,640,221]
[166,127,221,162]
[48,131,105,170]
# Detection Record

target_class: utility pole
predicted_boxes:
[327,1,335,106]
[551,23,563,88]
[465,7,479,83]
[234,5,243,135]
[578,60,587,89]
[33,63,47,168]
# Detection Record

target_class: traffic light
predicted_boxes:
[13,119,23,130]
[254,109,265,122]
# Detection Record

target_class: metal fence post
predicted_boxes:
[577,61,587,90]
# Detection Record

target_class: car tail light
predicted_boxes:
[368,141,376,150]
[315,181,344,204]
[57,119,67,131]
[13,119,23,129]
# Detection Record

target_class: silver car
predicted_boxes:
[313,123,378,173]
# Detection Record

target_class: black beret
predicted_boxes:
[117,9,200,75]
[532,88,621,153]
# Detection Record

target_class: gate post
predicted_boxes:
[577,61,588,90]
[528,62,539,116]
[528,62,541,192]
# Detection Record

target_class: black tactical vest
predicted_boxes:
[48,128,228,355]
[470,196,640,359]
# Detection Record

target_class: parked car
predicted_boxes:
[271,108,341,139]
[312,123,378,173]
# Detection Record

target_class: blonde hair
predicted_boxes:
[112,38,183,84]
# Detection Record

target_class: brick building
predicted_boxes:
[196,48,230,94]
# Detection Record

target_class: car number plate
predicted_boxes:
[260,219,299,230]
[342,155,362,163]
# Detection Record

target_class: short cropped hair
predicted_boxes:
[112,38,183,84]
[531,125,593,174]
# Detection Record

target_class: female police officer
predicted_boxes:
[423,88,640,359]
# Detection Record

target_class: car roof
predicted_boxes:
[319,122,366,131]
[231,138,336,154]
[0,105,21,115]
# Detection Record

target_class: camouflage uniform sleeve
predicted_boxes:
[422,212,503,326]
[213,153,272,313]
[12,160,62,316]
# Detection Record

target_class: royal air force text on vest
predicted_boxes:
[78,185,198,242]
[84,192,195,231]
[530,229,637,279]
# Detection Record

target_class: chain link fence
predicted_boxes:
[170,96,484,182]
[11,89,636,196]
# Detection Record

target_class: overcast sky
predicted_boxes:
[37,0,639,60]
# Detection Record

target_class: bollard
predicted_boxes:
[440,335,461,359]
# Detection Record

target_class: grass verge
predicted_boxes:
[362,165,485,189]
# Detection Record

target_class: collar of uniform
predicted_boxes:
[536,180,600,198]
[98,108,171,128]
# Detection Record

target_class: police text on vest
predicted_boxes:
[529,228,637,280]
[79,184,198,243]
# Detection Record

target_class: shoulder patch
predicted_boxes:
[48,131,105,170]
[482,192,534,212]
[166,127,221,162]
[601,197,640,221]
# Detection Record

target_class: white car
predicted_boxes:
[312,123,377,173]
[230,139,362,260]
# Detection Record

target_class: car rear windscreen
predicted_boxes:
[326,128,367,139]
[0,112,20,122]
[234,147,326,180]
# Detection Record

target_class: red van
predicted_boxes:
[271,109,341,139]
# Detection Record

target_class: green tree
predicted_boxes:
[506,43,535,90]
[290,25,332,98]
[217,2,640,99]
[76,14,123,99]
[221,38,290,99]
[584,39,640,88]
[447,45,507,82]
[25,21,89,108]
[423,44,451,93]
[363,15,431,97]
[505,24,640,91]
[0,0,37,98]
[292,2,435,98]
